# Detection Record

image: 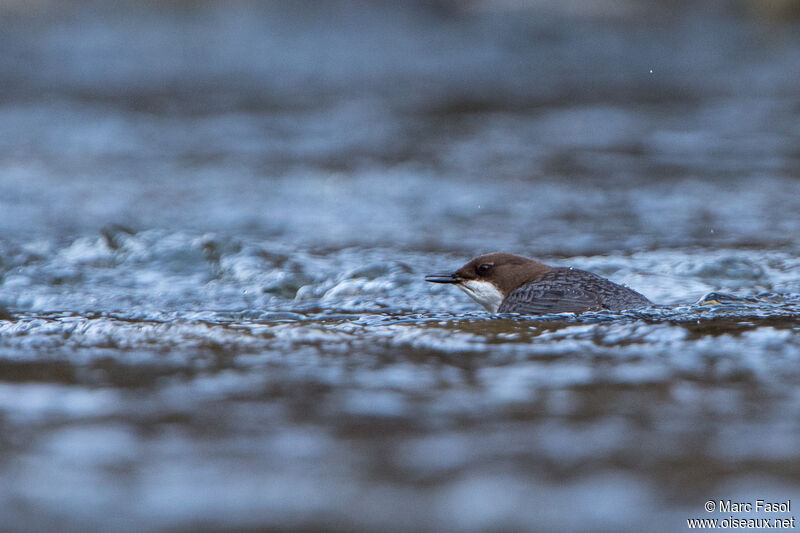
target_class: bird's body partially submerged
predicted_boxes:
[425,252,650,315]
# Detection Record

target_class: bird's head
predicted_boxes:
[425,252,550,312]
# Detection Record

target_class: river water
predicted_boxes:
[1,1,799,531]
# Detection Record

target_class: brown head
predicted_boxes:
[425,252,552,312]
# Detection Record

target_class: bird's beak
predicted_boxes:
[424,272,461,284]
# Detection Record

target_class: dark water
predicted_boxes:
[1,1,800,531]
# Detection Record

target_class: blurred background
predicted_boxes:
[0,1,799,531]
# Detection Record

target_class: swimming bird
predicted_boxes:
[425,252,651,314]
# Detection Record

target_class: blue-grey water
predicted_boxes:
[1,1,799,531]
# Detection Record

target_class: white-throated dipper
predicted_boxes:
[425,252,651,314]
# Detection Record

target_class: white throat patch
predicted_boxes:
[458,280,503,313]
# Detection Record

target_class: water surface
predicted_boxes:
[1,1,799,531]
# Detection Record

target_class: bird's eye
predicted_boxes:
[477,263,492,275]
